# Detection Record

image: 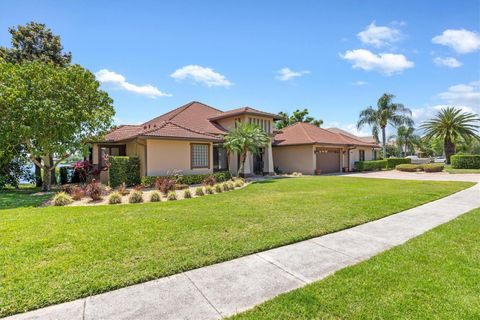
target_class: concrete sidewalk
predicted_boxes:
[336,170,480,182]
[6,184,479,320]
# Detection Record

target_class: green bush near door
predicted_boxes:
[386,157,411,169]
[354,160,387,171]
[451,154,480,169]
[108,156,141,188]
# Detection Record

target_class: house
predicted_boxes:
[91,101,379,179]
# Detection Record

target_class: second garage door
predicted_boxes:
[316,149,340,174]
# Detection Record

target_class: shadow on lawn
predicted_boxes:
[0,187,52,210]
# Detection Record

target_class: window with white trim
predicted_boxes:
[191,144,210,168]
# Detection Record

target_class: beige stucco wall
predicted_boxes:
[349,147,374,169]
[273,145,315,174]
[146,139,213,176]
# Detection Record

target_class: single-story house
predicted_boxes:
[90,101,379,180]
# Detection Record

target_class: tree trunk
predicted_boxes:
[382,127,387,159]
[42,166,52,191]
[237,152,246,178]
[34,158,42,187]
[49,155,56,185]
[444,138,455,164]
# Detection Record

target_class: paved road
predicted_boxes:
[5,184,480,320]
[336,170,480,182]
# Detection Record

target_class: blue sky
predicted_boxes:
[1,0,479,135]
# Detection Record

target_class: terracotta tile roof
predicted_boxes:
[273,122,380,147]
[325,127,377,144]
[208,107,283,121]
[104,125,142,142]
[141,121,222,141]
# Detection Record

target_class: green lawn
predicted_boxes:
[445,165,480,174]
[0,177,473,317]
[0,185,52,209]
[231,207,480,320]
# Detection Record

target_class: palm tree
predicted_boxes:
[223,122,271,177]
[389,126,420,157]
[357,93,413,158]
[421,107,480,164]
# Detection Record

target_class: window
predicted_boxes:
[191,144,210,168]
[359,149,365,161]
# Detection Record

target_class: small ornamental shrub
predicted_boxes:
[85,179,105,201]
[234,180,244,188]
[205,185,214,194]
[175,184,189,190]
[156,177,176,195]
[108,191,122,204]
[129,190,143,203]
[117,182,130,196]
[202,175,217,186]
[167,191,177,200]
[61,184,75,195]
[150,191,161,202]
[422,164,444,172]
[221,182,230,191]
[141,171,232,187]
[355,160,387,171]
[451,154,480,169]
[292,172,302,177]
[227,181,235,190]
[183,189,192,198]
[396,164,422,172]
[214,184,223,193]
[195,187,204,196]
[133,184,144,191]
[71,186,85,201]
[53,192,73,206]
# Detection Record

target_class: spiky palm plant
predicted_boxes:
[389,126,420,157]
[357,93,413,158]
[223,122,270,177]
[421,107,480,163]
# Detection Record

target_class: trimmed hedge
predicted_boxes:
[109,156,141,188]
[451,154,480,169]
[386,158,411,169]
[355,160,387,171]
[141,171,232,187]
[396,164,422,172]
[422,164,444,172]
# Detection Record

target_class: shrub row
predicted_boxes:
[386,157,411,169]
[355,160,387,171]
[109,156,141,188]
[451,154,480,169]
[141,171,232,187]
[396,163,444,172]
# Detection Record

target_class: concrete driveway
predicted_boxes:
[337,170,480,183]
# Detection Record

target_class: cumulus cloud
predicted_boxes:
[95,69,171,98]
[275,68,310,81]
[354,80,367,86]
[170,65,232,87]
[357,21,403,47]
[325,122,372,137]
[438,81,480,112]
[341,49,414,75]
[432,29,480,54]
[433,57,462,68]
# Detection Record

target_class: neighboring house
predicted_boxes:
[91,101,379,180]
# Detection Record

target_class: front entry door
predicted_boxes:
[253,148,264,174]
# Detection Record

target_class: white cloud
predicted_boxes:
[341,49,414,75]
[438,81,480,112]
[325,122,372,137]
[412,105,477,124]
[354,80,367,86]
[357,21,403,47]
[432,29,480,54]
[170,65,232,87]
[433,57,462,68]
[95,69,171,98]
[275,68,310,81]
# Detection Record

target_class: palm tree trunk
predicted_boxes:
[444,138,455,164]
[382,127,387,158]
[237,152,246,178]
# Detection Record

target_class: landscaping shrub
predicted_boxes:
[141,171,232,187]
[53,192,73,206]
[155,177,176,195]
[221,182,230,191]
[386,157,411,169]
[167,191,177,200]
[215,184,223,193]
[194,187,204,196]
[396,164,422,172]
[422,163,444,172]
[108,191,122,204]
[175,184,189,190]
[129,190,143,203]
[205,185,214,194]
[71,186,85,201]
[292,172,302,176]
[202,175,217,186]
[116,182,130,196]
[108,156,141,188]
[85,179,105,201]
[227,181,235,190]
[150,191,161,202]
[183,189,192,198]
[451,154,480,169]
[355,160,387,171]
[234,180,244,188]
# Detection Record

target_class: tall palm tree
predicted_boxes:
[389,126,420,157]
[223,122,271,177]
[357,93,413,158]
[420,107,480,164]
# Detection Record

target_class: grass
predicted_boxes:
[231,207,480,320]
[0,185,52,209]
[0,177,473,317]
[444,164,480,174]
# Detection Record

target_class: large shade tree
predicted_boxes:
[0,61,115,191]
[223,122,270,177]
[357,93,413,158]
[275,109,323,129]
[420,107,480,163]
